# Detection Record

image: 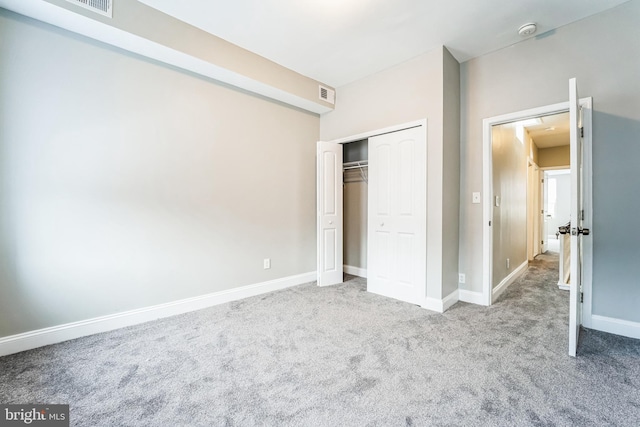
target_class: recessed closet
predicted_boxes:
[342,139,368,279]
[317,123,427,306]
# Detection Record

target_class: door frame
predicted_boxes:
[540,167,571,256]
[317,119,427,287]
[482,99,592,314]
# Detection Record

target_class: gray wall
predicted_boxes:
[459,0,640,321]
[41,0,334,111]
[491,125,527,287]
[320,47,461,301]
[442,48,461,298]
[0,10,319,337]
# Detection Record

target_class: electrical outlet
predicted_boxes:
[459,273,466,284]
[472,192,481,204]
[263,258,271,269]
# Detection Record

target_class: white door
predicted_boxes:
[542,173,549,253]
[568,78,585,357]
[367,126,426,305]
[316,141,343,286]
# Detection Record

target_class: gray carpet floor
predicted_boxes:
[1,253,639,426]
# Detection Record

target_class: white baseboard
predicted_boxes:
[343,265,367,278]
[589,315,640,340]
[423,289,459,313]
[557,281,570,291]
[492,261,528,301]
[0,271,316,357]
[458,289,486,306]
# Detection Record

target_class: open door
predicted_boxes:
[568,78,588,357]
[542,173,549,253]
[316,141,343,286]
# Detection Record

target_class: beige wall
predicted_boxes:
[0,10,319,337]
[320,46,460,301]
[526,130,539,165]
[491,125,528,287]
[538,146,570,168]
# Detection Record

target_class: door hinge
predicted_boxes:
[541,209,544,214]
[489,220,492,226]
[541,240,544,245]
[541,178,544,183]
[581,210,584,221]
[580,127,584,138]
[580,292,584,303]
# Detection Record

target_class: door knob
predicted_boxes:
[571,227,590,236]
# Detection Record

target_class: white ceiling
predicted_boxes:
[138,0,629,87]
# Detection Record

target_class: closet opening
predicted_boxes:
[317,120,427,306]
[342,139,368,280]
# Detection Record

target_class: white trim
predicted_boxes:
[557,282,570,291]
[590,315,640,340]
[540,165,571,171]
[0,272,315,357]
[442,290,460,312]
[483,99,592,306]
[482,115,493,306]
[324,119,427,145]
[422,290,459,313]
[343,265,367,278]
[458,289,486,306]
[492,261,528,301]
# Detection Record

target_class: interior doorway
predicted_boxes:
[543,169,571,254]
[482,84,593,356]
[483,101,590,305]
[488,111,571,302]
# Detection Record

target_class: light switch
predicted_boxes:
[472,192,481,204]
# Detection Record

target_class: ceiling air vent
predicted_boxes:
[319,85,335,105]
[65,0,113,18]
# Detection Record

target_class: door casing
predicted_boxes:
[482,99,593,314]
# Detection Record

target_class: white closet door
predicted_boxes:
[367,126,426,305]
[316,141,343,286]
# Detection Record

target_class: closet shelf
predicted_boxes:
[343,160,368,171]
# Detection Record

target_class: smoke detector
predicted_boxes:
[518,23,537,37]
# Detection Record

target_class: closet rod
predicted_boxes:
[343,160,368,171]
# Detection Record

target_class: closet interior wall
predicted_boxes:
[343,139,368,275]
